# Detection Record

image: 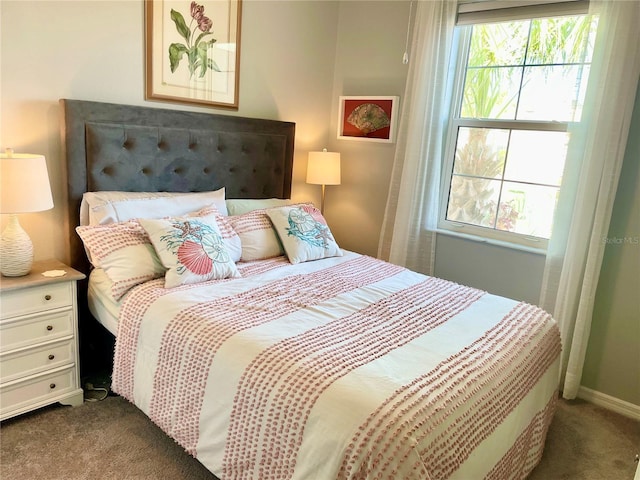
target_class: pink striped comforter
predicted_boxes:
[111,251,561,480]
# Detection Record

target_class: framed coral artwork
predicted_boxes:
[145,0,242,109]
[337,96,399,143]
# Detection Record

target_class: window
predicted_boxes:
[440,13,599,249]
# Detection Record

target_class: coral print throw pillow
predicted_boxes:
[139,213,240,288]
[266,204,342,264]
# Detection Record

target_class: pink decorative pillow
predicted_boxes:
[76,221,164,300]
[139,213,240,288]
[227,209,284,261]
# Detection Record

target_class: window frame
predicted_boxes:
[438,21,587,252]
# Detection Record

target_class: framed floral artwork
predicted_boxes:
[337,96,399,143]
[145,0,242,109]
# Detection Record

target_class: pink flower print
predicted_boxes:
[190,2,204,21]
[198,16,213,33]
[169,2,218,77]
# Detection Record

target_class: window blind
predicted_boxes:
[456,0,589,25]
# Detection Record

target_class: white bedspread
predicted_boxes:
[112,251,561,480]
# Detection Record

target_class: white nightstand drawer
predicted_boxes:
[0,282,72,318]
[0,366,76,417]
[0,310,74,352]
[0,260,85,420]
[0,338,75,383]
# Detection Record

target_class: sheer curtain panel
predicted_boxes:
[377,0,457,275]
[539,0,640,399]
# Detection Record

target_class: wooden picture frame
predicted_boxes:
[337,96,399,143]
[145,0,242,109]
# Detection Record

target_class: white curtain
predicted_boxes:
[377,0,457,276]
[539,0,640,399]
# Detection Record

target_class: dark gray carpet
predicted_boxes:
[1,395,638,479]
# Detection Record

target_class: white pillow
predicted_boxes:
[226,198,291,216]
[139,212,240,288]
[227,209,284,261]
[81,188,227,225]
[266,204,342,264]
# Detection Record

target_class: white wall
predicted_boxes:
[434,235,545,304]
[325,0,411,257]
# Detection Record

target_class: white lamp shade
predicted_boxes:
[306,150,341,186]
[0,153,54,213]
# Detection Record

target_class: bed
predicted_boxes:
[62,98,561,480]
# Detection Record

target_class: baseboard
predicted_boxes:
[577,386,640,421]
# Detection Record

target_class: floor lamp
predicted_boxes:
[306,149,341,214]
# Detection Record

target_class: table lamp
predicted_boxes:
[0,150,54,277]
[306,149,341,214]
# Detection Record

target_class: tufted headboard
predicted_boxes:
[61,98,295,277]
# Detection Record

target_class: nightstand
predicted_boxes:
[0,259,85,420]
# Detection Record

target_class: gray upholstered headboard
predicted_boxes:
[60,98,295,277]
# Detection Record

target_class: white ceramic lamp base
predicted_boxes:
[0,215,34,277]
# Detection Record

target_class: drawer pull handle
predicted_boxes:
[49,383,56,389]
[46,325,53,331]
[48,354,55,360]
[45,295,52,301]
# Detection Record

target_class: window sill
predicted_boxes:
[436,228,547,256]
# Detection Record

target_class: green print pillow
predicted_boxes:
[139,213,240,288]
[266,204,342,264]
